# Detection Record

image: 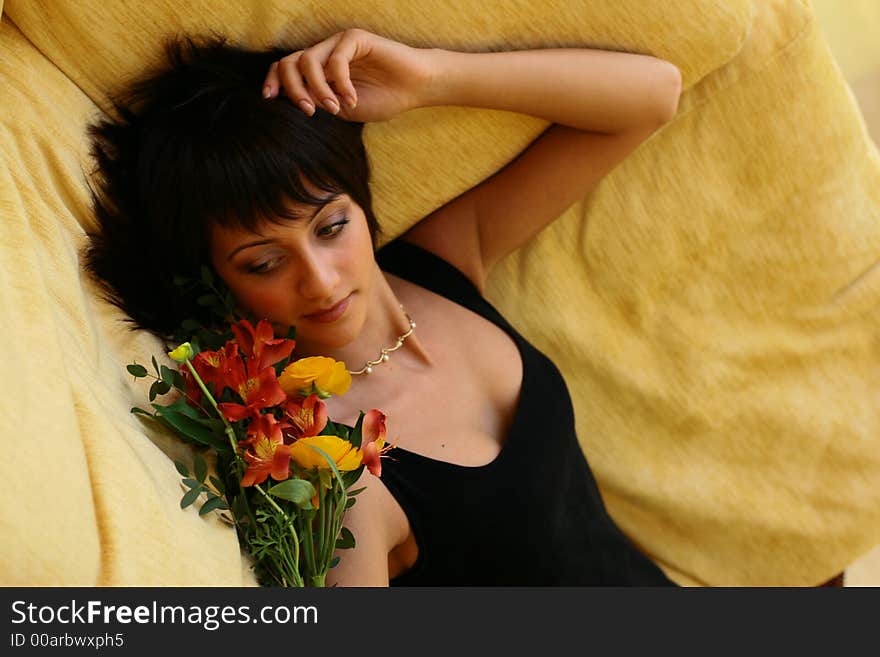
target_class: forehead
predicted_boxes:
[208,194,348,249]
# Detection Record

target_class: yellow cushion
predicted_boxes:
[2,0,879,586]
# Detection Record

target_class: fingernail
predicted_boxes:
[344,95,357,110]
[322,97,340,114]
[298,100,315,116]
[262,86,272,99]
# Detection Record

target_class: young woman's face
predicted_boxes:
[209,193,376,349]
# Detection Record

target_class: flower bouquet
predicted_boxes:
[126,272,389,587]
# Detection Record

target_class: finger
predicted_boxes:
[324,34,359,110]
[276,53,318,116]
[262,61,280,99]
[297,42,343,115]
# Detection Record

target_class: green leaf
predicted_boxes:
[152,404,230,450]
[197,293,219,307]
[199,495,228,516]
[200,265,214,286]
[161,396,207,420]
[329,556,340,569]
[181,318,202,332]
[182,478,201,489]
[346,486,367,497]
[222,289,235,312]
[174,460,190,477]
[268,479,316,507]
[344,496,357,509]
[159,364,175,384]
[172,274,190,286]
[335,526,356,550]
[180,486,202,509]
[348,411,366,448]
[341,465,364,489]
[209,475,226,495]
[323,420,350,441]
[193,454,208,483]
[149,379,172,402]
[151,355,160,377]
[127,363,148,378]
[153,380,172,400]
[161,368,186,392]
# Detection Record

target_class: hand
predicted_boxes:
[263,28,434,122]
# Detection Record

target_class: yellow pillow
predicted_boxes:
[3,0,879,586]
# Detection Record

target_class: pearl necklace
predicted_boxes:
[348,306,416,376]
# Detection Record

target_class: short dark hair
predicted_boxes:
[83,35,379,340]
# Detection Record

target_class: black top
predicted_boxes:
[375,239,675,586]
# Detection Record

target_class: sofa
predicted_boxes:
[2,0,878,586]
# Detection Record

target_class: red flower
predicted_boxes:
[361,409,392,477]
[282,394,329,438]
[182,342,238,407]
[217,357,287,423]
[231,318,296,371]
[240,414,291,487]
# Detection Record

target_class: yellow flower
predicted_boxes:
[289,435,363,472]
[279,356,351,398]
[167,342,194,363]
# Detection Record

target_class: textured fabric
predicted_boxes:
[377,240,675,586]
[1,0,879,587]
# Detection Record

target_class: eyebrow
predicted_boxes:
[225,196,339,262]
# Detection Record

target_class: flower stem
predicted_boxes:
[317,491,327,577]
[182,360,240,461]
[180,356,304,586]
[253,484,304,587]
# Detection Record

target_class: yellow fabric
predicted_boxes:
[1,0,878,586]
[812,0,880,82]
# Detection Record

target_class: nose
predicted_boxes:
[295,249,339,302]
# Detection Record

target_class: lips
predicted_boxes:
[302,294,352,323]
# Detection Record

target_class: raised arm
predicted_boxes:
[263,29,682,290]
[406,46,681,289]
[422,47,681,132]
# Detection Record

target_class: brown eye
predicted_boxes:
[317,218,349,238]
[247,257,280,275]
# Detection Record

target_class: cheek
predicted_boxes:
[222,272,296,322]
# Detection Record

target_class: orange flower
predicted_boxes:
[361,409,392,477]
[231,318,296,371]
[282,394,328,438]
[240,415,291,487]
[217,357,287,423]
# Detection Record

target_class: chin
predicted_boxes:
[296,312,365,352]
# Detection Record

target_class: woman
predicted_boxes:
[85,28,681,585]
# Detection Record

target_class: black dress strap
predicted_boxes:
[376,239,485,316]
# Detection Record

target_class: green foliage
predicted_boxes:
[348,411,366,448]
[269,479,317,507]
[151,403,229,450]
[335,526,356,550]
[199,495,228,515]
[180,486,202,509]
[193,454,208,483]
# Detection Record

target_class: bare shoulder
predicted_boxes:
[398,192,486,294]
[325,470,409,587]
